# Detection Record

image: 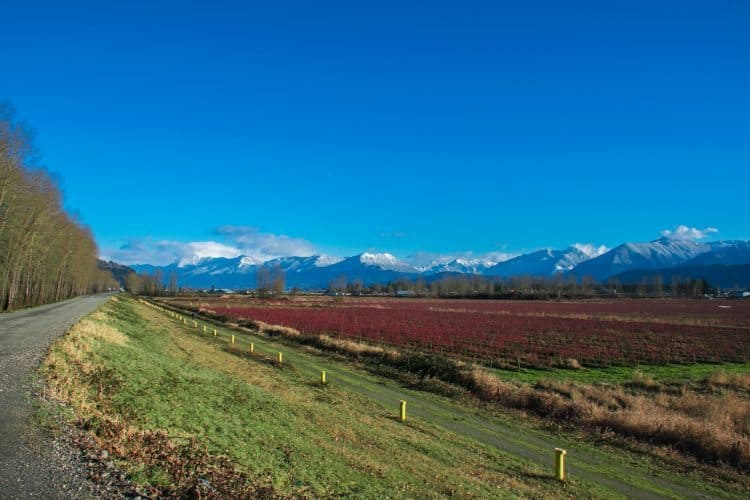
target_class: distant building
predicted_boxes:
[729,290,750,299]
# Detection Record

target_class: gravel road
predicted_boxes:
[0,294,114,499]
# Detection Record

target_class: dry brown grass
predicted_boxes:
[593,394,750,468]
[625,370,661,391]
[233,316,400,360]
[564,358,582,370]
[705,371,750,390]
[317,334,400,359]
[254,320,301,337]
[464,366,750,469]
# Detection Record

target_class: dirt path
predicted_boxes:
[0,295,111,499]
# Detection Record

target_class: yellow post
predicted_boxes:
[277,352,283,364]
[400,400,407,422]
[249,343,254,353]
[203,325,207,333]
[321,371,326,384]
[193,320,197,328]
[213,329,217,336]
[231,334,235,344]
[555,448,566,481]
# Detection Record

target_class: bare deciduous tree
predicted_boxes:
[0,103,116,310]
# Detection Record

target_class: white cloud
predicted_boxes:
[179,241,243,266]
[660,225,718,241]
[105,226,318,266]
[215,226,316,259]
[104,239,242,266]
[572,243,609,258]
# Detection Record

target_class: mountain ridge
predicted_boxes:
[127,238,750,289]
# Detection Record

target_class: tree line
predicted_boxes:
[0,103,116,311]
[123,269,182,296]
[328,273,712,299]
[124,265,712,300]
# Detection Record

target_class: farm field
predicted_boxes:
[162,296,750,369]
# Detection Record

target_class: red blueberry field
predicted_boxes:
[183,296,750,368]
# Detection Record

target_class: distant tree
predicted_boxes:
[328,274,347,294]
[637,278,648,297]
[271,264,285,295]
[125,272,143,294]
[349,279,363,295]
[653,275,664,297]
[256,265,271,298]
[670,275,681,297]
[153,269,164,296]
[168,271,178,295]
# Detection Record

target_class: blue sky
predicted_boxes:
[1,1,748,265]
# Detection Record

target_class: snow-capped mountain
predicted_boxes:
[299,253,420,287]
[357,252,417,273]
[684,240,750,266]
[569,237,713,281]
[606,240,750,288]
[128,238,750,289]
[184,256,258,276]
[427,258,498,275]
[263,255,343,272]
[484,247,595,277]
[132,252,419,289]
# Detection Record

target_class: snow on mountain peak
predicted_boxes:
[425,257,498,275]
[314,254,344,267]
[358,252,414,271]
[453,258,497,267]
[572,243,609,258]
[177,255,204,268]
[239,256,261,268]
[627,238,710,261]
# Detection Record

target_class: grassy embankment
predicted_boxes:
[42,295,606,498]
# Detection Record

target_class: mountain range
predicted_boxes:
[98,259,135,288]
[128,238,750,290]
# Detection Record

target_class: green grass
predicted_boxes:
[488,361,750,385]
[44,296,606,498]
